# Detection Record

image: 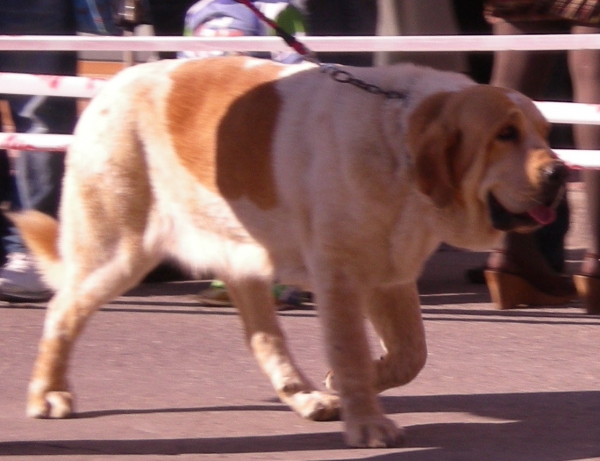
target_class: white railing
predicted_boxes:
[1,34,600,168]
[3,34,600,52]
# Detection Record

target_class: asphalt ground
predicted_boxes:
[1,182,599,461]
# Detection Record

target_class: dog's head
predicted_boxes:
[407,84,567,235]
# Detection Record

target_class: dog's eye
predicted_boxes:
[497,125,519,142]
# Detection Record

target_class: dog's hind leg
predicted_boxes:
[26,247,161,419]
[224,276,340,421]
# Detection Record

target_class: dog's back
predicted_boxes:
[17,58,312,289]
[15,57,475,291]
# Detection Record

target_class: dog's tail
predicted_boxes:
[5,210,63,291]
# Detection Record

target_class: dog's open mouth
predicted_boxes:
[488,191,561,232]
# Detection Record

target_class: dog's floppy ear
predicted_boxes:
[407,91,460,209]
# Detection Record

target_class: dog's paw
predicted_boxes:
[345,415,405,448]
[287,390,341,421]
[27,391,73,419]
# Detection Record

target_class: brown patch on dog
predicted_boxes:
[167,58,282,209]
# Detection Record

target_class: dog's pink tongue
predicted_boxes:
[528,205,556,225]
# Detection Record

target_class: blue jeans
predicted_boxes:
[0,0,78,260]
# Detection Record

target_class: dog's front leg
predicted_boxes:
[324,282,427,394]
[315,268,405,448]
[366,282,427,392]
[225,276,340,421]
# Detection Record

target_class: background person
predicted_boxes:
[0,0,78,302]
[482,0,600,313]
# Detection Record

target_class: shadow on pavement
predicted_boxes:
[75,403,290,419]
[380,391,600,461]
[1,391,598,460]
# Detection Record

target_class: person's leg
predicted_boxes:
[569,25,600,313]
[490,21,560,97]
[483,19,575,308]
[0,0,77,300]
[0,94,75,299]
[492,19,570,268]
[0,149,11,266]
[570,26,600,259]
[11,95,71,216]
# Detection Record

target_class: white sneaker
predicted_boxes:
[0,252,52,302]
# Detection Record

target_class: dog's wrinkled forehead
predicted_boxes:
[440,86,510,126]
[497,87,550,136]
[445,85,550,143]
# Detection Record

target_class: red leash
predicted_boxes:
[233,0,318,63]
[233,0,405,100]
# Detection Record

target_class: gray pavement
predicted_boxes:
[1,182,599,460]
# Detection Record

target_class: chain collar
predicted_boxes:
[319,64,407,100]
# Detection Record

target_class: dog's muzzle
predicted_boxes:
[488,160,569,232]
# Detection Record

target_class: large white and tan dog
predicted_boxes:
[11,56,567,448]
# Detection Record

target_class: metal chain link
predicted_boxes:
[319,64,406,100]
[232,1,405,100]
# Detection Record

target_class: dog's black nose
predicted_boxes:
[542,161,569,185]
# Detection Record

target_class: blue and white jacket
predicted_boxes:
[180,0,306,63]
